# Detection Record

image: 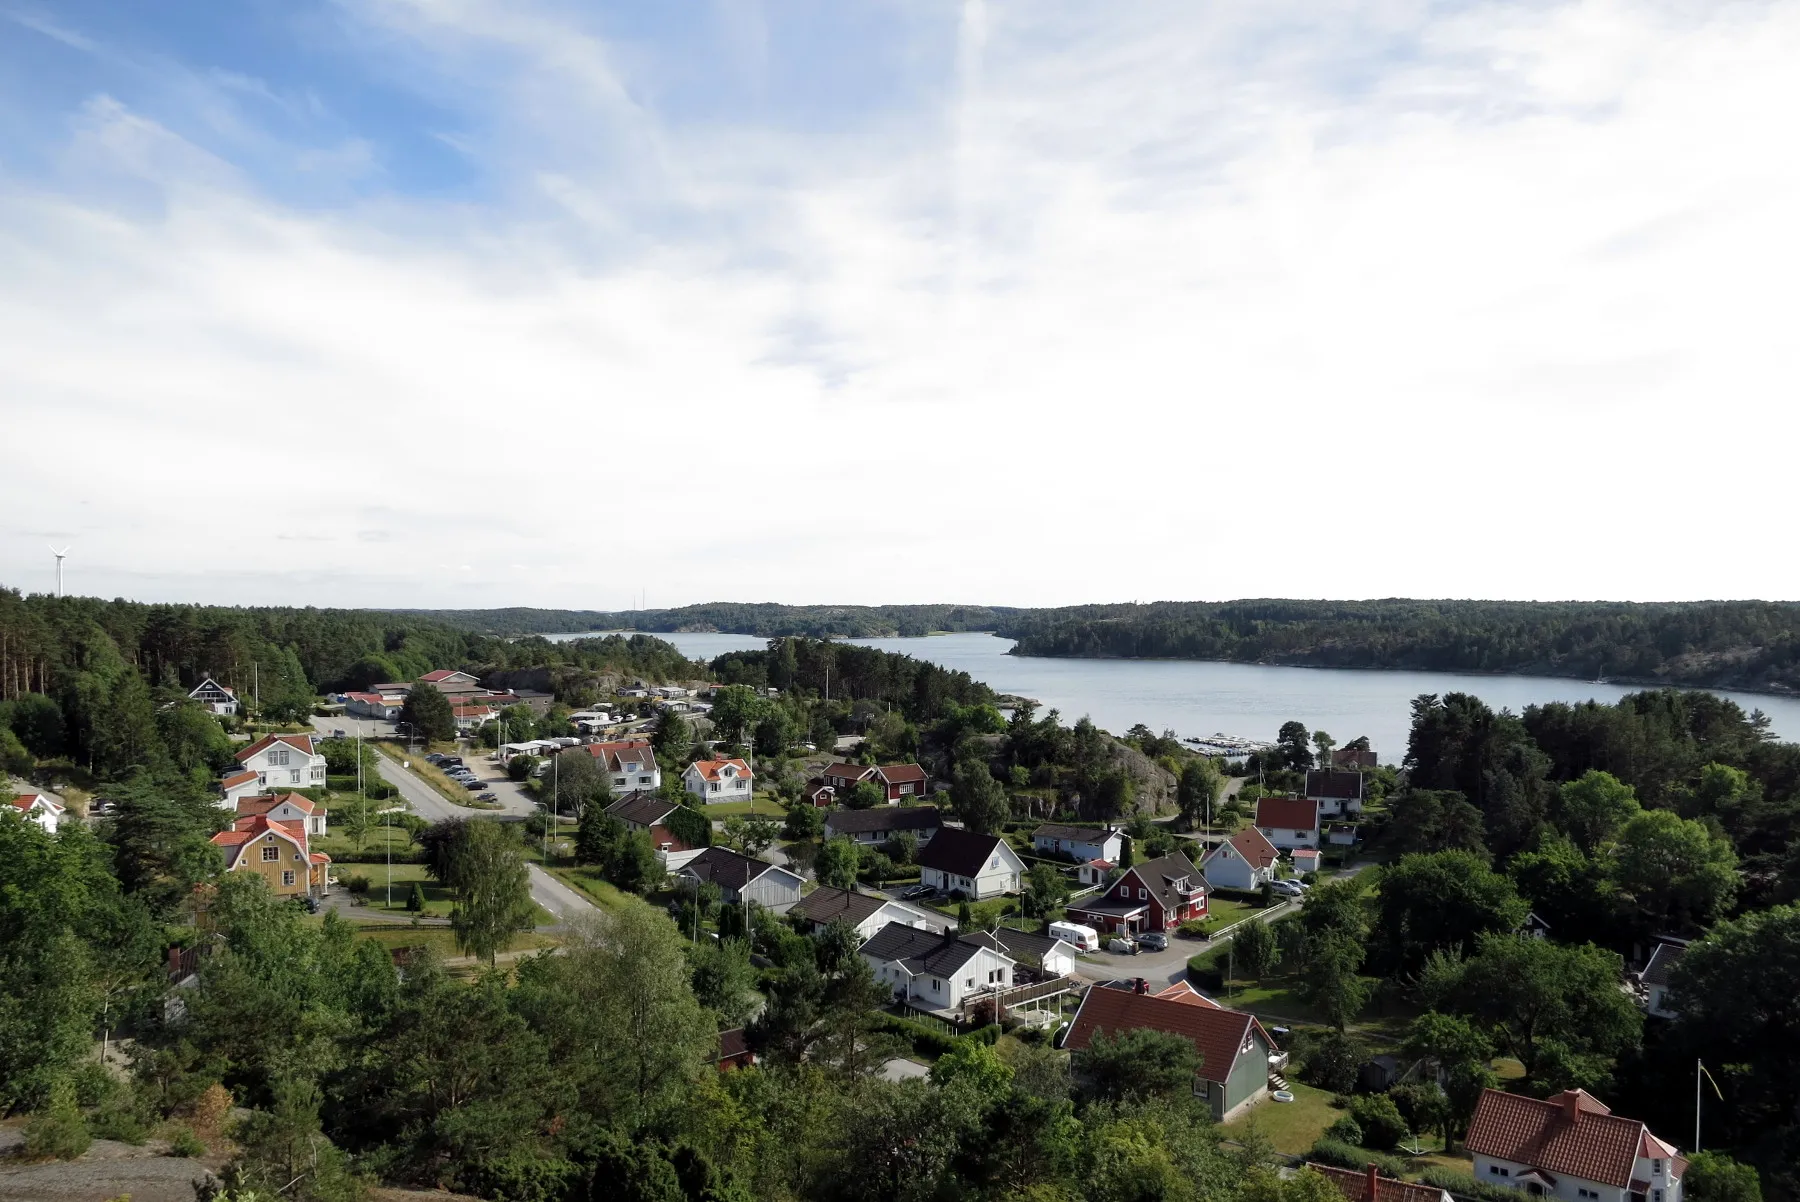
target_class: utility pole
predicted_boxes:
[1695,1059,1702,1152]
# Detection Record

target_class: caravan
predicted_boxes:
[1048,921,1101,953]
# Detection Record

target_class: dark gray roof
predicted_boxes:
[962,927,1073,967]
[680,846,785,892]
[860,921,1005,978]
[1033,823,1115,844]
[1122,851,1206,915]
[605,791,679,827]
[790,886,890,927]
[823,806,942,836]
[916,826,1010,878]
[1305,769,1365,800]
[1642,941,1687,987]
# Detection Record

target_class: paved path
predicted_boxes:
[528,863,601,922]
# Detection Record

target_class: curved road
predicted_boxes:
[309,717,596,921]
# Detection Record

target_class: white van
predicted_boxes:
[1049,921,1102,953]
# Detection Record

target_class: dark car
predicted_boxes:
[1136,932,1169,952]
[440,756,464,767]
[425,753,445,764]
[476,792,497,802]
[461,778,483,790]
[901,884,935,901]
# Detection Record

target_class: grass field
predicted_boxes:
[340,862,456,916]
[1225,1081,1341,1155]
[700,795,788,817]
[315,823,415,861]
[1206,898,1257,929]
[550,867,634,912]
[349,923,559,961]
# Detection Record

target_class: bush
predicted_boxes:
[88,1091,153,1145]
[457,1154,584,1202]
[968,1023,1002,1046]
[1308,1137,1409,1178]
[1325,1116,1364,1144]
[1292,1028,1364,1094]
[1421,1168,1523,1202]
[22,1082,90,1161]
[873,1014,960,1058]
[344,873,371,895]
[167,1127,206,1158]
[406,882,425,912]
[1177,919,1211,938]
[1349,1092,1409,1151]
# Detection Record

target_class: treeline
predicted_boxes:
[709,637,995,715]
[413,602,1022,639]
[1001,599,1800,692]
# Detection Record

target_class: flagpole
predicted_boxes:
[1695,1059,1702,1152]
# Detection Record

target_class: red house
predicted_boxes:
[1064,851,1208,935]
[819,761,930,803]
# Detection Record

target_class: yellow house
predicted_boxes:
[211,815,330,898]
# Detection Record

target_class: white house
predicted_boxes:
[1201,826,1281,892]
[1254,796,1321,850]
[236,734,327,791]
[1031,823,1123,863]
[962,927,1079,977]
[1466,1088,1686,1202]
[859,921,1017,1012]
[1305,769,1366,818]
[8,791,67,834]
[676,847,802,909]
[218,769,265,809]
[684,758,754,804]
[344,692,404,721]
[1640,941,1687,1019]
[234,792,328,837]
[788,886,950,941]
[452,705,497,734]
[187,677,239,716]
[578,740,661,792]
[915,827,1024,899]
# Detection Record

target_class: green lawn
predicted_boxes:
[315,822,415,861]
[1225,1081,1341,1156]
[350,924,559,961]
[339,862,456,916]
[701,795,787,817]
[1206,898,1256,929]
[550,867,634,912]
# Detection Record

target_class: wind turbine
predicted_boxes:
[49,545,69,598]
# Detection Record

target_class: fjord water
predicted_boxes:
[559,630,1800,757]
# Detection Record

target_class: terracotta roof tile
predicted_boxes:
[1255,796,1320,831]
[1065,985,1272,1085]
[687,758,753,783]
[1463,1089,1647,1188]
[1306,1163,1447,1202]
[1206,826,1280,871]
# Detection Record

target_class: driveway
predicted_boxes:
[528,863,601,923]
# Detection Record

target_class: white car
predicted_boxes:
[1269,880,1305,898]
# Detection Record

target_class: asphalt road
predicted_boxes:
[308,716,597,921]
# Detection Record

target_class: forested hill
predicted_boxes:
[1002,599,1800,692]
[400,602,1022,638]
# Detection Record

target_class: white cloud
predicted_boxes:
[1,0,1797,608]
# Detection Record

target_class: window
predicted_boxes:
[1653,1162,1663,1176]
[966,978,974,988]
[262,846,280,862]
[615,776,627,786]
[1138,888,1148,900]
[640,775,652,784]
[290,771,301,783]
[1192,1078,1209,1099]
[282,871,295,886]
[1577,1190,1597,1200]
[1656,1192,1664,1202]
[710,781,721,793]
[931,979,940,992]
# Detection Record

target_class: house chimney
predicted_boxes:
[1562,1091,1581,1123]
[1367,1163,1380,1202]
[1134,977,1149,995]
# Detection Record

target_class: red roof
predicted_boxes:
[211,814,309,868]
[235,793,316,818]
[220,770,260,788]
[1463,1089,1650,1189]
[1155,981,1225,1009]
[418,669,464,683]
[688,758,753,782]
[1064,984,1273,1085]
[821,762,877,784]
[1208,826,1280,871]
[875,763,928,786]
[236,733,316,764]
[451,705,495,718]
[10,792,61,814]
[1255,795,1320,831]
[1306,1163,1448,1202]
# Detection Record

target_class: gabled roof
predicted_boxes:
[859,920,1009,979]
[188,677,235,698]
[1033,823,1117,844]
[211,814,308,869]
[235,793,317,817]
[1641,941,1686,988]
[1204,826,1280,871]
[451,705,496,719]
[874,763,929,786]
[1155,980,1225,1009]
[916,826,1015,878]
[686,758,754,782]
[790,886,891,928]
[1064,984,1273,1085]
[1306,769,1365,800]
[1331,747,1379,769]
[824,806,942,836]
[220,770,260,789]
[1305,1163,1448,1202]
[962,927,1074,967]
[1463,1089,1650,1189]
[1119,851,1207,914]
[717,1028,751,1062]
[236,733,317,763]
[1255,795,1320,831]
[679,846,789,892]
[9,791,63,815]
[605,791,681,828]
[821,761,878,784]
[418,669,477,684]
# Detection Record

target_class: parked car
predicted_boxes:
[476,792,497,802]
[440,756,464,767]
[1106,937,1139,955]
[332,728,347,738]
[901,884,935,901]
[461,778,483,790]
[425,753,445,764]
[1269,880,1304,898]
[1135,932,1169,952]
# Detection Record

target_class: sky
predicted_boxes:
[1,0,1797,611]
